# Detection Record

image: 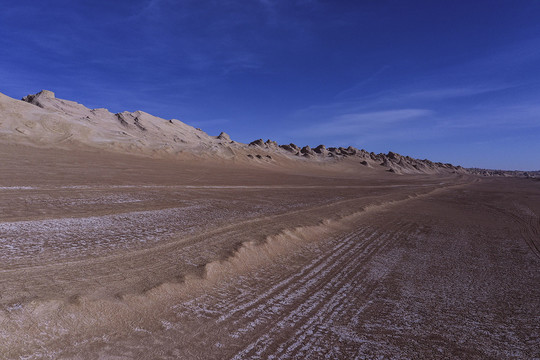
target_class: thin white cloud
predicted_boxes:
[404,85,513,100]
[294,83,513,123]
[302,109,433,137]
[439,104,540,129]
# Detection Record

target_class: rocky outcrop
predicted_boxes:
[265,139,278,148]
[217,132,231,141]
[313,145,327,155]
[249,139,265,147]
[249,138,279,149]
[301,146,315,156]
[115,112,146,131]
[133,116,146,131]
[466,168,540,178]
[262,140,469,175]
[115,113,130,127]
[279,143,300,153]
[346,146,358,155]
[21,90,55,107]
[327,147,340,155]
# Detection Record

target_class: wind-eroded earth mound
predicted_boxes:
[0,89,471,175]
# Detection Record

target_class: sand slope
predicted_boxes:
[0,90,234,158]
[1,90,470,174]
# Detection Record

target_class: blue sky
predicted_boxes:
[1,0,539,170]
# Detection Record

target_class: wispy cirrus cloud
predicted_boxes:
[334,82,516,107]
[438,104,540,130]
[297,81,516,122]
[300,109,433,137]
[404,85,514,101]
[283,76,537,151]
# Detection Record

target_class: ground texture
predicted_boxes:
[1,146,539,359]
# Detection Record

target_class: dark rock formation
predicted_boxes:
[280,143,300,153]
[265,139,278,148]
[217,132,231,141]
[133,117,146,131]
[346,146,358,155]
[301,146,315,156]
[115,113,130,127]
[249,139,265,147]
[21,90,55,108]
[313,145,328,155]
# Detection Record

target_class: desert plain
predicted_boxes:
[0,92,539,359]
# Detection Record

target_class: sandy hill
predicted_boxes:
[0,90,232,159]
[0,89,467,175]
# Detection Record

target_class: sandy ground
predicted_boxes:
[0,144,539,359]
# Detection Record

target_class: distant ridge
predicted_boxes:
[0,90,535,177]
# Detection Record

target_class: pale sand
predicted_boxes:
[0,144,538,359]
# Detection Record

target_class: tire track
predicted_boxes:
[175,227,375,322]
[214,227,373,324]
[227,221,410,359]
[267,224,414,359]
[483,203,540,260]
[228,229,379,339]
